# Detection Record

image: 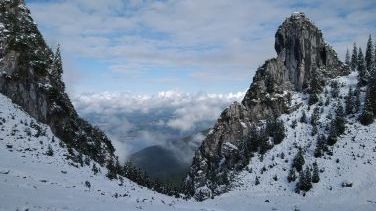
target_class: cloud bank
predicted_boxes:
[72,90,245,160]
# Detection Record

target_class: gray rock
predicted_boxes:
[0,0,115,166]
[186,12,349,200]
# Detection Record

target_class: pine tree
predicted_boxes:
[331,81,340,98]
[300,110,307,123]
[266,118,285,145]
[92,163,99,175]
[345,86,354,115]
[255,176,260,185]
[328,103,346,145]
[358,48,368,86]
[46,144,54,156]
[287,168,297,182]
[360,73,376,125]
[365,35,374,74]
[292,149,305,172]
[311,107,320,126]
[298,166,312,191]
[345,48,350,66]
[312,162,320,183]
[354,86,361,113]
[335,102,346,132]
[52,44,63,79]
[314,135,327,158]
[351,42,358,71]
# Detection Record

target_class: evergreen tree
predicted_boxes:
[365,35,374,74]
[358,48,368,86]
[52,44,63,79]
[354,86,361,113]
[312,162,320,183]
[360,74,376,125]
[311,107,320,126]
[298,166,312,191]
[287,168,297,183]
[351,42,358,71]
[292,149,305,172]
[328,103,346,145]
[92,163,99,175]
[255,176,260,185]
[345,86,354,115]
[314,135,327,158]
[345,48,350,66]
[331,81,340,98]
[300,110,307,123]
[46,144,54,156]
[266,118,285,145]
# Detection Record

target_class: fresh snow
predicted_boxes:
[1,72,376,210]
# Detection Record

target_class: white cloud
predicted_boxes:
[72,90,245,159]
[26,0,376,92]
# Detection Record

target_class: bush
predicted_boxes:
[46,145,54,156]
[359,110,374,125]
[308,94,319,105]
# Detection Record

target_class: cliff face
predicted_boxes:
[0,0,114,165]
[185,12,349,200]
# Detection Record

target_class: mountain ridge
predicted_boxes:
[0,0,115,166]
[185,12,350,200]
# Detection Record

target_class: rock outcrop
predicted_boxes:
[0,0,115,165]
[185,12,349,200]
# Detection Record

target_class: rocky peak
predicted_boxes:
[274,12,345,91]
[186,12,348,201]
[0,1,115,166]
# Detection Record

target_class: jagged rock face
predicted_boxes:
[274,12,345,91]
[0,0,115,165]
[186,12,349,200]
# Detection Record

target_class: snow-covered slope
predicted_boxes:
[1,73,376,211]
[0,93,187,211]
[230,71,376,210]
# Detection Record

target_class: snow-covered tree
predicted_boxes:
[52,44,63,79]
[358,48,368,86]
[287,168,297,183]
[354,86,361,113]
[351,42,358,71]
[292,149,305,172]
[360,72,376,125]
[365,35,374,74]
[328,103,346,145]
[298,166,312,191]
[300,110,307,123]
[312,162,320,183]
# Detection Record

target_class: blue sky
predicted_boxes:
[26,0,376,95]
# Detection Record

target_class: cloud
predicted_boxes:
[72,90,245,160]
[26,0,376,93]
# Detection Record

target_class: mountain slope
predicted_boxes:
[185,12,351,200]
[130,145,188,185]
[2,91,376,211]
[0,0,114,166]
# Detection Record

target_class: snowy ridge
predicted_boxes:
[2,73,376,210]
[230,72,376,210]
[0,93,187,211]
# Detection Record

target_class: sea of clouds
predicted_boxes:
[72,90,245,162]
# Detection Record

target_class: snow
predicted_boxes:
[223,142,239,151]
[1,72,376,210]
